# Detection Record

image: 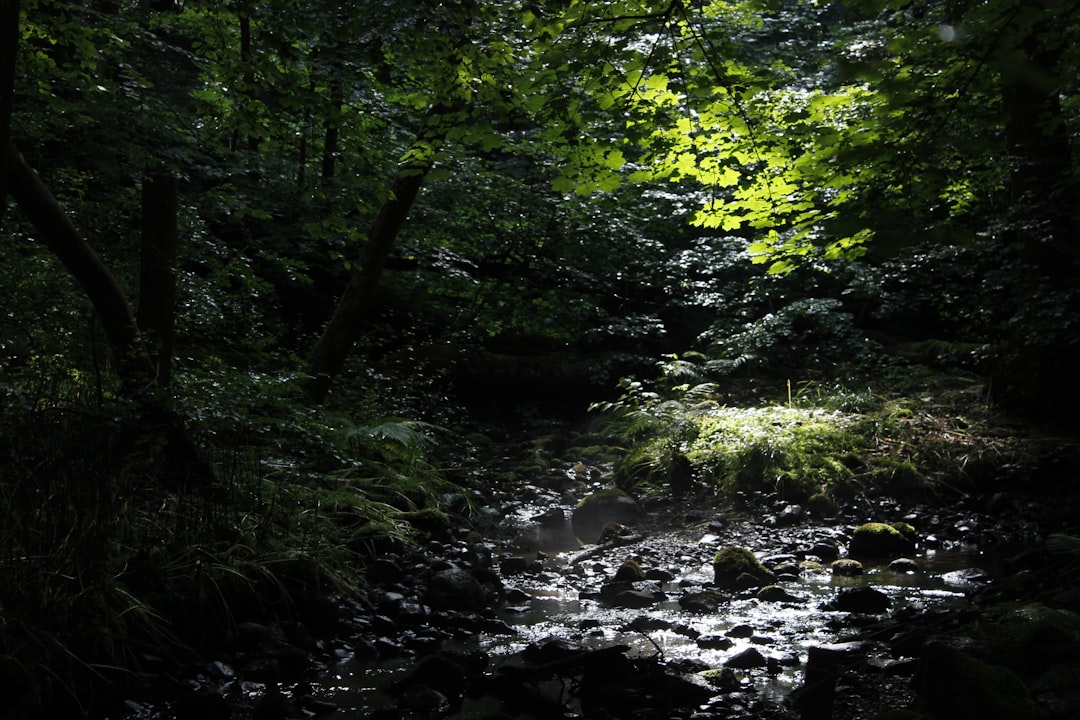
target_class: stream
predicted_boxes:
[307,483,1007,719]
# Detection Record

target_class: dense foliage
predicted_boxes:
[1,0,1077,715]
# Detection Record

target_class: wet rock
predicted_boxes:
[613,559,646,582]
[830,558,864,576]
[426,567,490,611]
[499,556,529,575]
[756,584,804,603]
[389,653,468,707]
[712,547,776,589]
[600,582,665,608]
[725,647,767,669]
[889,557,920,573]
[645,567,675,582]
[239,657,282,683]
[807,541,841,561]
[399,685,451,714]
[826,586,891,614]
[253,687,296,720]
[679,589,726,613]
[174,689,231,720]
[699,667,741,692]
[572,489,642,542]
[726,624,754,639]
[918,639,1043,720]
[774,504,804,527]
[848,522,917,558]
[942,567,990,588]
[697,634,735,650]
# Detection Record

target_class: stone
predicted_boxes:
[426,567,489,611]
[848,522,916,558]
[712,547,776,589]
[499,556,529,575]
[889,557,920,573]
[697,634,734,650]
[613,559,646,582]
[830,558,864,576]
[678,589,726,613]
[756,584,804,603]
[918,640,1043,720]
[572,489,642,542]
[724,647,767,669]
[827,586,890,614]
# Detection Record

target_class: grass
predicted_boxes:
[594,367,1076,503]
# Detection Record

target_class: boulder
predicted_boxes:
[826,586,890,614]
[830,558,864,576]
[572,489,642,542]
[848,522,916,558]
[712,546,776,589]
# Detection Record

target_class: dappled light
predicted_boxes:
[1,0,1078,719]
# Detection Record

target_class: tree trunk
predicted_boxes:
[304,105,457,403]
[6,143,156,389]
[1001,12,1077,250]
[0,0,18,227]
[321,74,342,180]
[137,170,179,386]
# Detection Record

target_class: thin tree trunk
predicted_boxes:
[137,170,179,386]
[321,74,341,180]
[6,143,156,389]
[305,105,457,403]
[0,0,18,227]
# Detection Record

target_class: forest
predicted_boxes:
[1,0,1079,718]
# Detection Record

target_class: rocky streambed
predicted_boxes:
[112,464,1080,720]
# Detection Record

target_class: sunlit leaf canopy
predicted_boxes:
[513,0,1077,273]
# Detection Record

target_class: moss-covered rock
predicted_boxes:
[849,522,916,558]
[831,558,864,576]
[572,489,642,542]
[613,559,646,582]
[712,546,776,589]
[918,640,1044,720]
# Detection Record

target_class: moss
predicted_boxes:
[613,559,646,582]
[831,558,864,576]
[919,642,1044,720]
[684,407,868,499]
[849,522,916,558]
[401,507,452,539]
[576,487,632,508]
[891,521,918,544]
[713,546,775,588]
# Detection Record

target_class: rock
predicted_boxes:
[613,559,646,582]
[572,489,642,542]
[175,689,231,720]
[697,634,734,650]
[848,522,917,558]
[942,567,990,588]
[605,586,665,609]
[830,558,864,576]
[725,647,767,669]
[756,584,804,603]
[426,567,491,611]
[807,542,841,561]
[389,653,468,706]
[889,557,920,573]
[827,586,891,614]
[712,547,776,589]
[239,657,282,683]
[918,639,1043,720]
[726,624,754,638]
[679,589,726,613]
[499,556,529,575]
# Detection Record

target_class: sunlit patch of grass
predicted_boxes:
[686,406,866,500]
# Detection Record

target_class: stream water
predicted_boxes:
[311,494,998,719]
